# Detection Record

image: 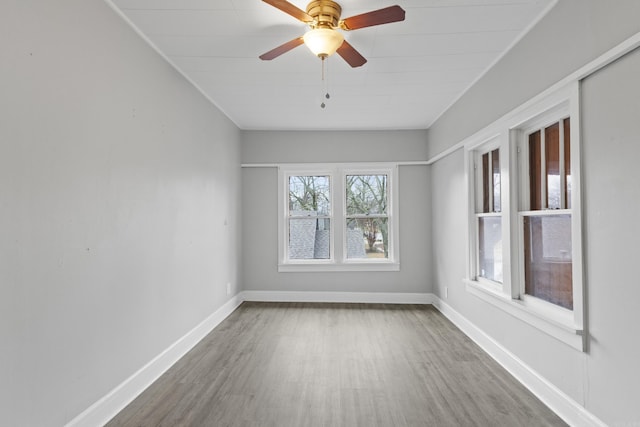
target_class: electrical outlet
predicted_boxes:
[445,286,448,299]
[226,283,231,295]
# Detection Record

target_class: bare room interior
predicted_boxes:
[2,1,639,426]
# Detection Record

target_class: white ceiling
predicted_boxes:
[108,0,554,130]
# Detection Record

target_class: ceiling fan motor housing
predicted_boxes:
[306,0,342,28]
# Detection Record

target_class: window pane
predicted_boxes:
[346,175,387,215]
[289,176,330,216]
[289,217,330,259]
[478,216,502,283]
[482,153,490,213]
[346,218,388,259]
[480,149,500,213]
[545,123,561,209]
[492,149,501,212]
[523,214,573,309]
[529,131,543,210]
[564,118,571,209]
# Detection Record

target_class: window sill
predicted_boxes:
[463,279,584,351]
[279,262,400,273]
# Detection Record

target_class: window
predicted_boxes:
[471,141,503,286]
[519,118,573,310]
[279,164,399,272]
[464,83,584,350]
[346,174,389,259]
[288,175,331,260]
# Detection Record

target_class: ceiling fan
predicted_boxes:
[259,0,406,67]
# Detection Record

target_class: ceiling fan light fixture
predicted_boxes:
[303,28,344,58]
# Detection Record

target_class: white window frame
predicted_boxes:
[464,82,585,351]
[467,136,507,293]
[278,163,399,272]
[281,167,334,267]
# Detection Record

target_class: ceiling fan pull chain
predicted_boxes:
[325,56,331,101]
[320,56,328,108]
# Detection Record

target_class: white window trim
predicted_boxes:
[280,166,334,268]
[278,163,400,272]
[463,82,585,351]
[467,136,508,292]
[466,133,514,297]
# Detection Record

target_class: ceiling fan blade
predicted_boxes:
[262,0,313,23]
[259,37,305,60]
[340,5,406,30]
[336,40,367,68]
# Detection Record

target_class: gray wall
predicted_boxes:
[579,48,640,425]
[0,1,241,425]
[242,130,429,164]
[241,130,431,294]
[428,1,640,425]
[427,0,640,158]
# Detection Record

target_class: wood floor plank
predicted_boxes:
[106,303,566,427]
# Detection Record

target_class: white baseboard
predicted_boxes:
[67,291,605,427]
[241,290,434,305]
[66,291,429,426]
[65,294,244,427]
[431,296,607,427]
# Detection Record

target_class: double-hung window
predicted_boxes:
[473,142,503,287]
[518,117,574,310]
[345,173,390,260]
[279,163,399,272]
[287,174,332,260]
[465,83,584,350]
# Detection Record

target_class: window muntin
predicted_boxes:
[345,174,389,259]
[521,117,572,309]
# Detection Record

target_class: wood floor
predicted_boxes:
[107,302,566,427]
